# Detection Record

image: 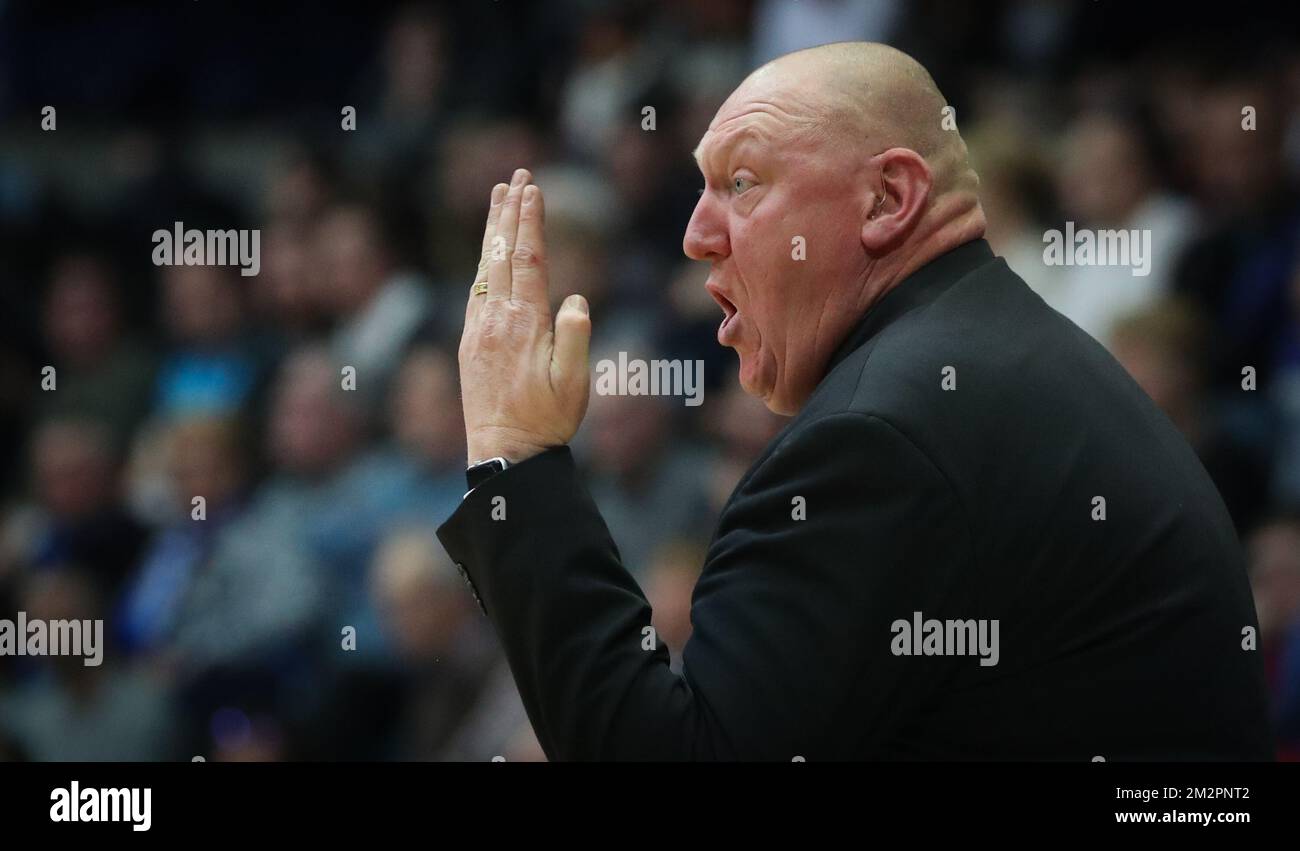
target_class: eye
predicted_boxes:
[732,176,755,194]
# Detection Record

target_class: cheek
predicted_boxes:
[731,183,863,340]
[730,211,794,316]
[802,212,868,316]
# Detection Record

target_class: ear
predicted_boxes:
[860,148,933,254]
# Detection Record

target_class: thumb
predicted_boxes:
[552,294,591,391]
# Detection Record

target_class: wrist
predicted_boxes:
[466,433,551,467]
[465,456,511,494]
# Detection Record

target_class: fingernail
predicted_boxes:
[511,169,527,186]
[523,185,537,205]
[567,294,588,315]
[491,183,507,205]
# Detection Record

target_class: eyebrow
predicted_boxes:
[694,124,771,166]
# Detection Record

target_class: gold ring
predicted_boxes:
[472,282,489,296]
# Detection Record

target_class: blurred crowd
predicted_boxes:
[1,0,1299,760]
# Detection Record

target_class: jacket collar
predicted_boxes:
[824,238,995,375]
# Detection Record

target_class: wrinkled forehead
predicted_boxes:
[693,88,830,169]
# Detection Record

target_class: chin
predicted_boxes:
[739,370,797,416]
[760,372,808,416]
[736,360,764,401]
[763,394,799,417]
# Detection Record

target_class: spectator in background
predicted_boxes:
[380,341,468,522]
[1047,110,1196,343]
[293,340,473,758]
[966,120,1060,304]
[348,4,449,178]
[1,417,147,595]
[556,5,656,162]
[302,339,471,671]
[251,146,339,344]
[255,345,446,668]
[255,222,329,344]
[529,166,623,326]
[115,415,252,657]
[1175,70,1300,393]
[263,144,338,231]
[1109,298,1271,534]
[0,569,180,761]
[154,265,269,417]
[576,355,714,580]
[129,354,352,756]
[1247,514,1300,758]
[1174,70,1300,512]
[427,116,543,287]
[752,0,901,66]
[664,0,750,115]
[253,345,369,628]
[603,116,702,310]
[1273,258,1300,505]
[369,528,534,761]
[315,202,433,403]
[139,353,366,685]
[299,341,491,758]
[36,254,155,450]
[157,487,324,689]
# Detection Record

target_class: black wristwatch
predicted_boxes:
[465,456,511,494]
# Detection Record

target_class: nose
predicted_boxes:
[682,192,729,261]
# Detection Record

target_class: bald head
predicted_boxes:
[685,41,987,415]
[733,42,978,195]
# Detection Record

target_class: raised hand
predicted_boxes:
[458,168,592,465]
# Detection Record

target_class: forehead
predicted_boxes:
[692,76,826,166]
[692,118,776,166]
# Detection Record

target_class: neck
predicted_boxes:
[787,194,988,415]
[853,192,987,318]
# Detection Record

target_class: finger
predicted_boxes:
[552,294,592,396]
[467,183,509,322]
[488,168,531,300]
[511,184,548,307]
[475,183,509,285]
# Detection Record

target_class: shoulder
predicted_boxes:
[801,257,1076,446]
[742,256,1073,497]
[728,410,963,531]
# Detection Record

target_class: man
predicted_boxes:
[437,43,1272,760]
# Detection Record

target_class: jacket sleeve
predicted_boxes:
[436,412,973,760]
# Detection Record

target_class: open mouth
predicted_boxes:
[707,282,739,342]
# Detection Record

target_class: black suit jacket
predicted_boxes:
[438,238,1273,760]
